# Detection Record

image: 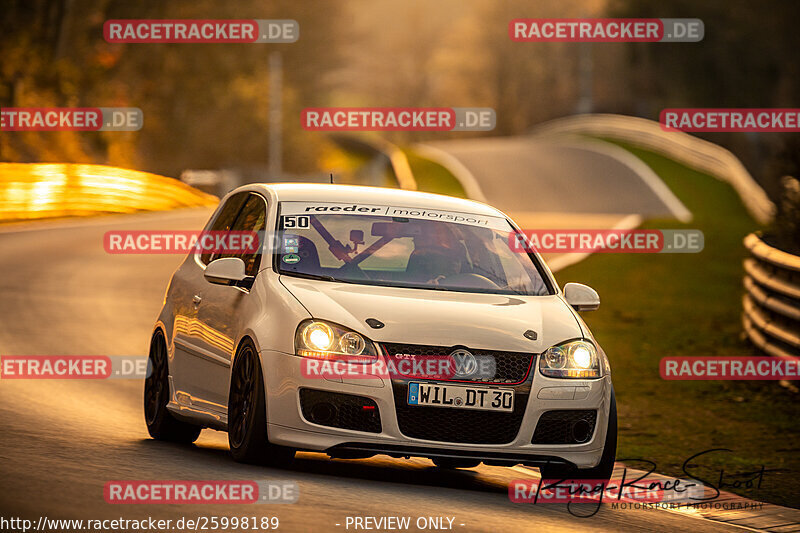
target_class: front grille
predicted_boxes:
[391,382,527,444]
[532,410,597,444]
[299,388,381,433]
[381,343,534,384]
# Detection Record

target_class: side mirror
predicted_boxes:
[204,257,247,285]
[564,282,600,311]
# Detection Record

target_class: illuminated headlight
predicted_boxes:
[295,320,377,360]
[304,322,334,351]
[539,340,602,378]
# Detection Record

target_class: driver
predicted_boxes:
[405,222,466,284]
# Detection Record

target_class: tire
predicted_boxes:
[144,330,202,443]
[433,458,481,469]
[228,340,295,465]
[539,387,617,481]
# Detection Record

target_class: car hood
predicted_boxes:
[279,276,583,352]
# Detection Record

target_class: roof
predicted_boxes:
[235,182,505,217]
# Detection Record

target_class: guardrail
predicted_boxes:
[742,233,800,362]
[533,114,775,225]
[0,163,218,222]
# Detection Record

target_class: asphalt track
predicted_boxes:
[0,145,743,532]
[421,136,684,219]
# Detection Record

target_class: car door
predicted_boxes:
[191,192,268,412]
[170,191,248,413]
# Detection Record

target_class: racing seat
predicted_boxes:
[405,246,465,283]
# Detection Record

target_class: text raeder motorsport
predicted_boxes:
[297,204,493,227]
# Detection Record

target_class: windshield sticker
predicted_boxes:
[282,215,311,229]
[282,253,301,264]
[283,236,299,253]
[280,202,508,230]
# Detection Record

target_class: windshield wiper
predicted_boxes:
[280,271,341,283]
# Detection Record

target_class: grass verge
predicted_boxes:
[558,142,800,508]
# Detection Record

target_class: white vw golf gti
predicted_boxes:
[145,184,616,479]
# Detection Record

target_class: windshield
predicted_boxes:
[275,202,551,296]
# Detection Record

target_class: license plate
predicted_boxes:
[407,382,514,412]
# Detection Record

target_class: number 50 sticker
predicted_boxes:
[282,215,310,229]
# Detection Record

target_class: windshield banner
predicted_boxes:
[279,202,509,231]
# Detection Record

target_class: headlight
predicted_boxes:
[295,320,378,360]
[303,322,334,351]
[539,340,601,378]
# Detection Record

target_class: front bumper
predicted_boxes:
[260,349,612,469]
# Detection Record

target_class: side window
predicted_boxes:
[200,192,248,265]
[216,193,267,277]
